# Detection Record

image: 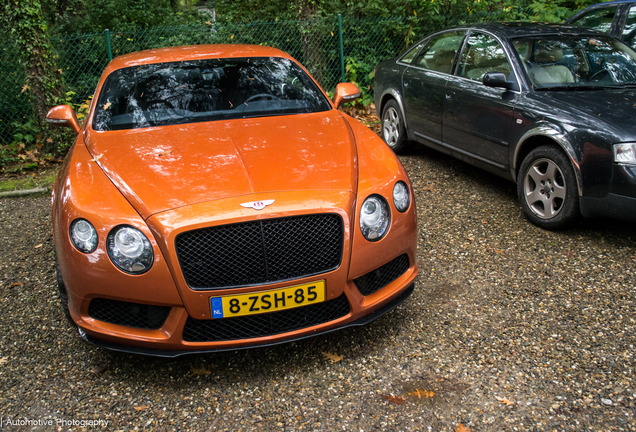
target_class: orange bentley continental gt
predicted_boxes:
[47,45,418,356]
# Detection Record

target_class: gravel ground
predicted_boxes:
[1,143,635,431]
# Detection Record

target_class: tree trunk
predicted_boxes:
[296,0,326,87]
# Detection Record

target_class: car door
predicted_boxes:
[567,4,622,38]
[402,30,466,145]
[620,5,636,49]
[442,31,519,171]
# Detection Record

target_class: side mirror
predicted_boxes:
[333,83,361,109]
[482,72,513,90]
[46,105,80,134]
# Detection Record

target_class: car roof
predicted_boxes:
[581,0,635,5]
[106,44,293,71]
[442,22,610,39]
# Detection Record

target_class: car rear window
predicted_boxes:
[92,57,332,131]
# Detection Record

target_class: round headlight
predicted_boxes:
[359,195,390,241]
[69,219,98,253]
[393,181,410,212]
[107,226,154,274]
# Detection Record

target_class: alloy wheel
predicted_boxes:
[523,157,566,219]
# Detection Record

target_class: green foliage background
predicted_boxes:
[0,0,600,168]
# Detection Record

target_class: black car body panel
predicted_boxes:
[375,22,636,227]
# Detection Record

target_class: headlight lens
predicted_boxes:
[393,181,410,212]
[69,219,98,253]
[107,226,153,274]
[614,143,636,164]
[359,195,390,241]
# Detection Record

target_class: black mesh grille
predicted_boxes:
[354,254,410,296]
[182,294,350,342]
[175,214,343,290]
[88,298,171,330]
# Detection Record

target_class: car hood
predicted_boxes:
[533,89,636,138]
[84,111,357,219]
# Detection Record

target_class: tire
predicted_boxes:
[381,99,409,154]
[55,256,76,327]
[517,145,580,230]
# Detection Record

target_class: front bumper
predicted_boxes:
[580,164,636,221]
[71,254,417,355]
[80,283,415,357]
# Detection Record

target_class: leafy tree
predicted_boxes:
[46,0,204,34]
[1,0,63,127]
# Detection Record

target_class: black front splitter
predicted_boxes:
[81,283,415,358]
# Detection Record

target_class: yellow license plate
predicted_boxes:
[210,280,326,319]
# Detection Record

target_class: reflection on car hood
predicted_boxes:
[535,89,636,137]
[84,111,356,219]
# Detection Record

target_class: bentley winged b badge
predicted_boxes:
[240,199,275,210]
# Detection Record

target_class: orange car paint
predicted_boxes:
[49,44,418,354]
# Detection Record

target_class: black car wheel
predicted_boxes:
[517,145,579,230]
[55,256,75,326]
[381,99,409,153]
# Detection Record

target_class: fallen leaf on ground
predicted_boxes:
[422,186,435,192]
[134,405,150,411]
[322,352,343,362]
[455,423,472,432]
[381,394,405,405]
[21,84,28,93]
[494,249,504,254]
[90,364,109,375]
[408,389,434,399]
[495,396,515,406]
[9,283,22,287]
[34,244,43,249]
[190,365,212,376]
[91,154,103,162]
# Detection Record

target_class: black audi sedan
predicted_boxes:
[374,22,636,230]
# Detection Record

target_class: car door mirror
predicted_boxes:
[46,105,80,134]
[482,72,513,90]
[333,83,361,108]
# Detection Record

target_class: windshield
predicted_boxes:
[92,57,331,131]
[512,35,636,89]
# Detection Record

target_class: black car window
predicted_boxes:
[412,31,466,74]
[399,43,425,64]
[92,57,331,131]
[512,35,636,88]
[568,7,617,34]
[457,32,512,81]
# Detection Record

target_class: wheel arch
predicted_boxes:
[513,126,583,196]
[379,89,408,129]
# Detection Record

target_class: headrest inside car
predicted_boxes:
[534,48,564,63]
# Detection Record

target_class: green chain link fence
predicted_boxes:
[0,9,576,152]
